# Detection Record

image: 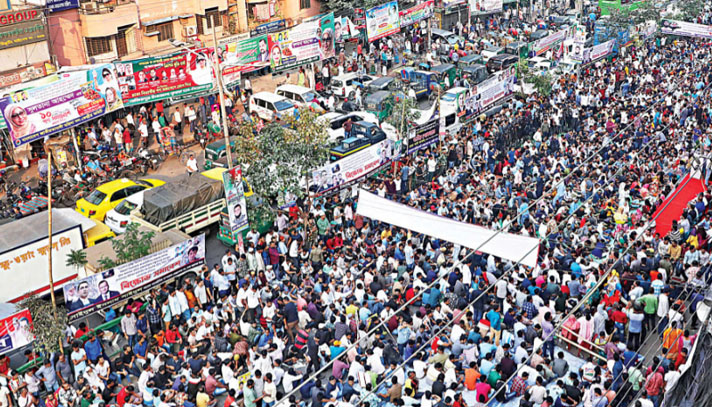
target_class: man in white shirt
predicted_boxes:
[186,153,198,175]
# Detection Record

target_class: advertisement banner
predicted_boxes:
[406,118,439,155]
[250,19,285,36]
[114,52,213,106]
[336,16,359,42]
[661,19,712,39]
[399,1,434,27]
[0,64,124,148]
[0,62,48,88]
[0,226,84,303]
[366,1,400,42]
[312,138,397,196]
[588,39,615,62]
[470,0,503,14]
[0,309,33,355]
[218,35,269,86]
[268,13,335,72]
[443,0,467,8]
[47,0,80,12]
[462,67,516,121]
[533,29,567,55]
[0,19,47,50]
[222,167,249,234]
[64,235,206,320]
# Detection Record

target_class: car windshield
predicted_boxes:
[352,126,368,138]
[274,100,294,111]
[302,91,317,101]
[115,199,138,216]
[441,93,459,102]
[331,80,343,87]
[86,189,107,205]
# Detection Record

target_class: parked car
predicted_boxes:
[486,54,519,73]
[317,111,379,143]
[480,46,504,62]
[276,84,326,114]
[330,73,375,99]
[249,92,295,121]
[75,178,165,221]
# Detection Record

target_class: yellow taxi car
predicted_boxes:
[76,178,165,221]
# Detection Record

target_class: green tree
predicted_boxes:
[65,249,88,272]
[98,223,155,269]
[674,0,704,22]
[232,108,330,226]
[607,1,661,32]
[384,93,421,139]
[20,295,67,354]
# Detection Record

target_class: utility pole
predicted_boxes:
[45,149,59,326]
[212,15,234,170]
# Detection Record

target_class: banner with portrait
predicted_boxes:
[335,16,359,42]
[532,28,567,56]
[64,235,206,321]
[0,309,33,355]
[222,167,249,235]
[461,67,516,121]
[268,12,335,72]
[661,19,712,39]
[588,39,616,63]
[399,1,433,27]
[0,68,124,148]
[469,0,503,14]
[114,52,214,106]
[366,1,400,42]
[312,138,397,196]
[217,35,270,87]
[406,118,438,155]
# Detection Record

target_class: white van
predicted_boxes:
[104,191,144,234]
[440,107,463,136]
[249,92,295,121]
[440,87,469,113]
[276,84,326,114]
[330,73,376,99]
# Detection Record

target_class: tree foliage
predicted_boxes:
[98,223,155,269]
[321,0,389,14]
[232,109,329,225]
[65,249,88,271]
[384,93,421,138]
[673,0,705,22]
[19,295,67,354]
[607,1,662,31]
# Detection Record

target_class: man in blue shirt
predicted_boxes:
[486,304,502,345]
[84,334,103,364]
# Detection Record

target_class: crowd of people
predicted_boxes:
[4,9,712,407]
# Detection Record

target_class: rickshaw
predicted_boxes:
[364,90,394,122]
[430,64,457,88]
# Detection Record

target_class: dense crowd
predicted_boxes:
[4,12,712,407]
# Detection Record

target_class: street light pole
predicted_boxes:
[211,16,234,170]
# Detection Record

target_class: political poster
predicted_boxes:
[532,29,567,56]
[250,19,285,36]
[64,234,206,321]
[114,52,214,106]
[0,309,33,355]
[406,118,439,155]
[0,65,124,148]
[268,13,335,72]
[312,138,397,196]
[588,39,616,62]
[399,1,434,27]
[336,16,359,42]
[470,0,503,14]
[222,167,249,235]
[661,19,712,39]
[366,1,400,42]
[0,226,84,303]
[461,67,516,121]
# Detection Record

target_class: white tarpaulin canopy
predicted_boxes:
[356,189,540,268]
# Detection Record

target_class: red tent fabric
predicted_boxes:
[652,174,707,237]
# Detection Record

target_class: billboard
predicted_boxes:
[64,234,206,321]
[461,67,516,121]
[222,167,249,235]
[588,39,616,62]
[250,19,285,36]
[268,13,335,72]
[660,20,712,39]
[0,64,124,148]
[312,138,397,196]
[399,1,434,27]
[0,18,47,50]
[47,0,80,12]
[532,29,567,55]
[0,226,84,303]
[366,1,400,42]
[114,52,214,106]
[470,0,503,13]
[336,16,359,42]
[406,118,439,155]
[217,35,269,86]
[0,309,33,355]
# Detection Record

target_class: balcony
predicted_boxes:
[79,0,138,37]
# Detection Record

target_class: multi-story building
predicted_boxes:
[49,0,321,67]
[0,7,53,88]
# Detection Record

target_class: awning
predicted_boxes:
[142,16,177,26]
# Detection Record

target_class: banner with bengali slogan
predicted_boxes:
[461,67,516,121]
[222,167,249,235]
[0,309,33,355]
[399,1,433,27]
[64,234,205,321]
[0,63,124,148]
[661,19,712,39]
[366,1,400,42]
[406,117,439,155]
[268,13,335,73]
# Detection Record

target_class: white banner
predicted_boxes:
[64,234,205,320]
[470,0,503,14]
[0,226,84,303]
[312,139,397,196]
[461,67,517,120]
[366,1,400,42]
[223,167,249,234]
[533,29,568,55]
[356,189,540,268]
[661,19,712,39]
[589,39,615,62]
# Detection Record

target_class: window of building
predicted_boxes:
[300,0,310,10]
[205,8,220,29]
[146,21,174,42]
[85,36,113,57]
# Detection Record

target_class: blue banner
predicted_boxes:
[47,0,79,12]
[250,19,285,36]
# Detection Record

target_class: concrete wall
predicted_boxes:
[48,8,86,67]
